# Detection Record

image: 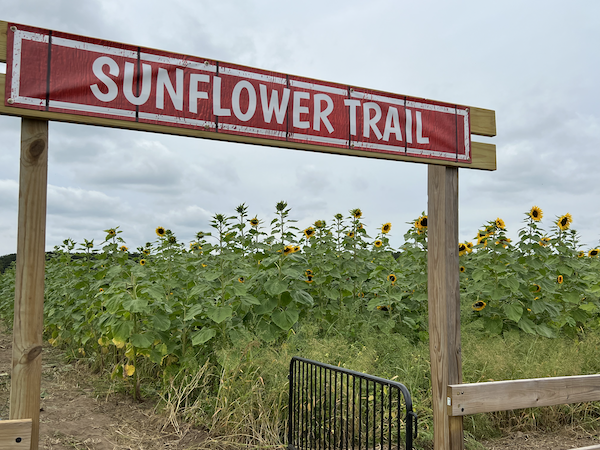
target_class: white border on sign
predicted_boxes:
[8,26,470,161]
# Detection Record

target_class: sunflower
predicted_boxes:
[589,248,599,257]
[303,227,315,239]
[381,223,392,234]
[557,213,573,231]
[458,243,467,256]
[99,288,104,292]
[140,259,146,266]
[495,218,506,230]
[305,269,313,277]
[314,220,325,228]
[347,231,355,238]
[529,206,543,222]
[477,236,488,247]
[143,248,151,255]
[283,245,294,255]
[532,284,541,293]
[352,208,362,219]
[472,301,486,312]
[168,235,177,244]
[477,230,488,240]
[377,305,391,312]
[106,228,116,237]
[557,275,563,284]
[539,237,551,247]
[387,274,397,285]
[305,275,314,284]
[293,245,301,253]
[466,242,474,253]
[496,237,511,248]
[120,245,128,252]
[460,266,466,273]
[374,240,383,248]
[249,217,259,227]
[156,226,166,237]
[238,276,245,283]
[578,251,585,258]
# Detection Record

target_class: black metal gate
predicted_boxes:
[288,357,417,450]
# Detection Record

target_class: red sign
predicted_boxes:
[5,23,471,163]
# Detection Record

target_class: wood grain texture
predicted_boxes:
[428,165,464,450]
[0,419,32,449]
[448,374,600,416]
[0,21,6,63]
[470,107,496,137]
[0,73,496,170]
[10,118,49,450]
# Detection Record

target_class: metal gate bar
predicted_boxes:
[288,357,417,450]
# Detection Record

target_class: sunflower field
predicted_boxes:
[0,202,599,445]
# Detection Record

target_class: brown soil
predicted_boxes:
[0,327,212,449]
[1,326,598,450]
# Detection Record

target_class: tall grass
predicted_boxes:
[156,314,599,449]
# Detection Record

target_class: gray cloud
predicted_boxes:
[1,0,599,255]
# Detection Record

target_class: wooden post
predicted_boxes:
[10,118,49,450]
[0,419,32,449]
[427,165,464,450]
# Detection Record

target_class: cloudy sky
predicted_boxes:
[0,0,599,256]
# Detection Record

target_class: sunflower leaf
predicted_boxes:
[504,303,523,323]
[291,290,313,306]
[272,308,299,330]
[517,317,536,334]
[191,328,217,346]
[152,313,171,331]
[264,278,288,296]
[206,305,233,324]
[130,333,154,349]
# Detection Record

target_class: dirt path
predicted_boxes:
[0,326,598,450]
[0,328,211,450]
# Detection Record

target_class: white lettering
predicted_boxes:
[293,91,310,129]
[363,102,382,139]
[232,80,257,122]
[382,107,402,142]
[405,109,413,144]
[156,67,183,111]
[189,73,209,114]
[344,99,361,136]
[313,94,334,133]
[123,62,151,106]
[416,111,429,144]
[260,85,290,124]
[90,56,119,102]
[213,76,231,116]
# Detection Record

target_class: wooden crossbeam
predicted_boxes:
[0,20,496,171]
[0,419,32,449]
[448,374,600,416]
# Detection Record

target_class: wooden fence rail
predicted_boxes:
[447,374,600,416]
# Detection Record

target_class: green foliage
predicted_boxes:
[461,211,600,337]
[0,203,599,447]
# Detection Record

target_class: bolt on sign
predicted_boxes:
[2,22,495,169]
